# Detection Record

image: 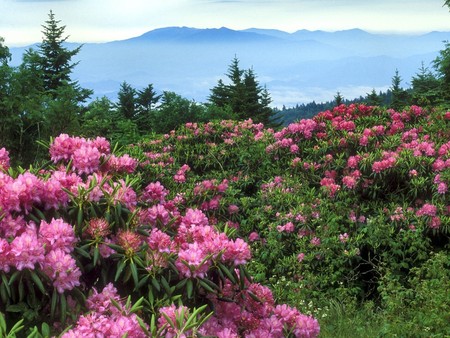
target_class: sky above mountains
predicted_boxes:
[2,0,450,46]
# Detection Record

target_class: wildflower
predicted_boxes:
[10,227,45,270]
[310,237,321,246]
[72,144,101,175]
[176,242,210,278]
[39,218,76,253]
[249,232,260,242]
[142,181,169,203]
[41,248,81,293]
[0,148,10,171]
[339,233,349,243]
[297,253,305,262]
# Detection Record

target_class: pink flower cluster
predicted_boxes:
[63,284,147,337]
[372,151,398,173]
[50,134,138,176]
[198,280,320,337]
[0,218,80,293]
[0,147,10,171]
[173,164,190,183]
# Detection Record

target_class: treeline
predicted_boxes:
[279,62,450,125]
[0,12,278,166]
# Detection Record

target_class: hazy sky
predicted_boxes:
[2,0,450,46]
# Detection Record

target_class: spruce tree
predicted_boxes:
[365,89,381,106]
[209,57,278,126]
[390,69,409,110]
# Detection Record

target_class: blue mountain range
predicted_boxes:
[9,27,450,107]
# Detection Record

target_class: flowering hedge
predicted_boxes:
[1,103,450,336]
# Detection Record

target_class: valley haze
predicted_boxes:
[9,27,450,107]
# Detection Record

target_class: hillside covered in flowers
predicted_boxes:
[0,104,449,337]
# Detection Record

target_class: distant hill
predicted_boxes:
[9,27,450,107]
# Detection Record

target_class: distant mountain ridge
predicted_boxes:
[9,27,450,106]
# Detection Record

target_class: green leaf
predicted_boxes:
[60,293,67,324]
[151,277,161,292]
[30,271,47,295]
[130,297,144,313]
[8,271,21,286]
[115,259,127,282]
[218,262,237,284]
[186,279,193,299]
[130,261,139,287]
[198,279,217,294]
[77,206,83,228]
[93,245,100,266]
[74,246,91,259]
[50,289,58,320]
[41,322,51,337]
[0,312,6,332]
[134,274,150,292]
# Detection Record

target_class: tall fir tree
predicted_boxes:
[209,57,278,126]
[365,89,382,106]
[390,69,409,110]
[411,62,441,106]
[116,81,137,120]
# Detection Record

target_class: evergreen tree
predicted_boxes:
[135,84,161,133]
[0,37,11,64]
[116,81,137,120]
[434,41,450,104]
[209,57,278,126]
[390,69,409,110]
[334,91,344,106]
[365,89,382,106]
[411,62,441,106]
[25,11,91,101]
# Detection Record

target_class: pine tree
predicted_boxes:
[135,84,161,133]
[24,11,92,101]
[411,63,441,106]
[116,81,137,120]
[209,57,278,126]
[390,69,409,110]
[334,91,344,106]
[365,89,381,106]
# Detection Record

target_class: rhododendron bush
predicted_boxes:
[1,104,449,336]
[0,130,319,337]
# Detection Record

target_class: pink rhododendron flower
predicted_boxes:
[158,304,191,338]
[310,237,321,246]
[223,238,251,265]
[0,238,12,272]
[0,147,10,172]
[339,233,349,243]
[106,154,138,173]
[10,227,45,270]
[72,144,101,175]
[142,181,169,203]
[176,242,211,278]
[249,232,260,242]
[416,203,437,217]
[41,248,81,293]
[39,218,76,253]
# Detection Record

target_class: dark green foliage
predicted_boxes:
[411,63,442,107]
[209,57,280,127]
[389,69,410,110]
[365,89,382,106]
